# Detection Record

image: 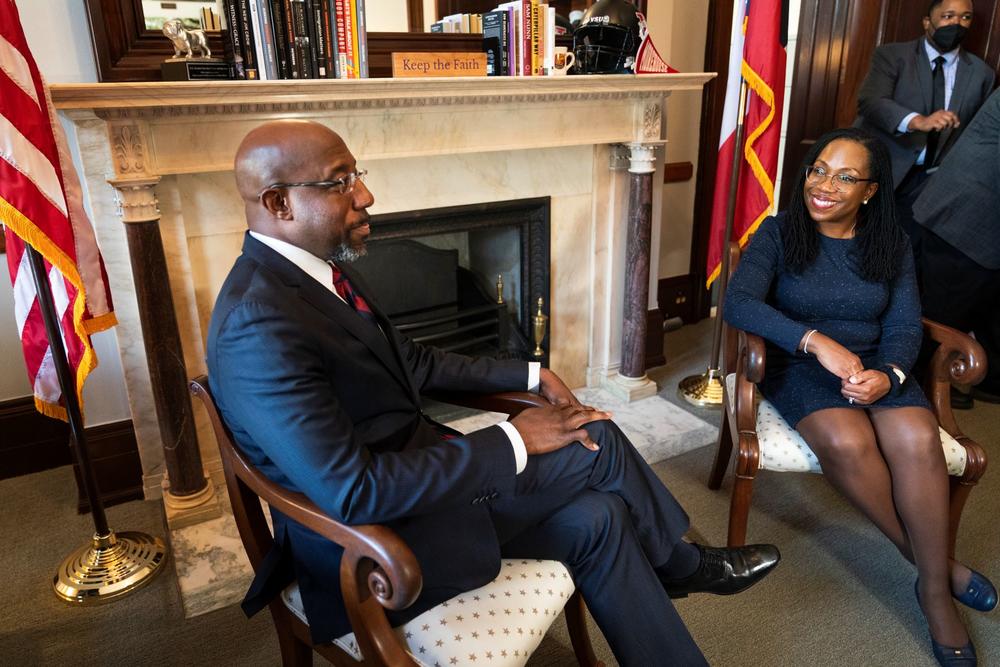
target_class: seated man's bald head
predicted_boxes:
[233,120,373,261]
[234,120,347,204]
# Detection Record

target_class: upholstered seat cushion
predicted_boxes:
[281,558,575,666]
[725,374,967,476]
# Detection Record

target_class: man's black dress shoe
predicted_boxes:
[661,544,780,598]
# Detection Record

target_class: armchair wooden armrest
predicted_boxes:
[919,319,989,488]
[190,376,422,665]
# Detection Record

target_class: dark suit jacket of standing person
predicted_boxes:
[206,233,532,644]
[854,37,994,189]
[913,87,1000,270]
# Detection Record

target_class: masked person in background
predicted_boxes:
[854,0,993,262]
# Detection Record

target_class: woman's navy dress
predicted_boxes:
[724,214,929,427]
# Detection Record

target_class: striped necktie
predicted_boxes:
[330,264,377,325]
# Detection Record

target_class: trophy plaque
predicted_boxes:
[159,19,232,81]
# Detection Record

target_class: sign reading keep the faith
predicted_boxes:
[392,52,488,78]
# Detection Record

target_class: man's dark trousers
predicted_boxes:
[488,419,708,666]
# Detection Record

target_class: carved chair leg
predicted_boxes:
[947,478,975,559]
[271,608,313,667]
[708,414,733,490]
[727,472,756,548]
[564,589,604,667]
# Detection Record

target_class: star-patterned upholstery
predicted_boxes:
[724,374,968,476]
[282,559,576,666]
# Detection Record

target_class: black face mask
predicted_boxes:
[930,24,969,52]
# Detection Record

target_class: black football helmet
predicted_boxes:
[572,0,642,74]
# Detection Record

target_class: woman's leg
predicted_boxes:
[868,406,968,647]
[796,408,915,558]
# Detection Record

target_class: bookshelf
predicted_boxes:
[85,0,642,82]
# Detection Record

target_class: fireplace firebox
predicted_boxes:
[352,198,551,364]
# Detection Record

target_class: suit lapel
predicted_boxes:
[241,234,414,397]
[916,39,934,114]
[297,279,415,397]
[340,265,422,404]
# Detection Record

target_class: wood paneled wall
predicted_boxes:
[780,0,1000,207]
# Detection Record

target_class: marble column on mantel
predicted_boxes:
[607,142,659,403]
[106,121,219,528]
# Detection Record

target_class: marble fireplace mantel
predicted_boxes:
[51,73,714,502]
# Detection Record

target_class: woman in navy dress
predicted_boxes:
[725,128,995,666]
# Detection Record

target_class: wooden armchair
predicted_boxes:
[189,376,603,667]
[706,243,989,549]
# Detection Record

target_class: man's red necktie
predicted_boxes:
[330,264,377,324]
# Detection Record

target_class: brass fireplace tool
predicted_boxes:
[532,297,548,358]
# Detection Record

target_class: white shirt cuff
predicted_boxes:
[527,362,541,392]
[898,112,919,134]
[497,421,528,474]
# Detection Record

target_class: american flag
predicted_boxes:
[0,0,116,421]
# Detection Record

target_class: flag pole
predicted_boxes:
[678,77,749,407]
[24,246,167,603]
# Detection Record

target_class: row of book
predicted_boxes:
[466,2,560,77]
[220,0,369,80]
[430,13,486,34]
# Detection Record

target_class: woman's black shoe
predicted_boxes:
[931,639,977,666]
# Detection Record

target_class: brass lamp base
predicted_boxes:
[678,368,724,408]
[53,530,166,604]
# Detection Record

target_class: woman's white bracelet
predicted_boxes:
[802,329,818,355]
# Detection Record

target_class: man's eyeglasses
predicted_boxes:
[257,169,368,199]
[804,166,874,192]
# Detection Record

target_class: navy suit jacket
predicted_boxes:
[854,38,994,188]
[206,234,531,643]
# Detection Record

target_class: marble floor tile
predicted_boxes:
[171,390,716,619]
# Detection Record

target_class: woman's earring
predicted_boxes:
[863,199,869,205]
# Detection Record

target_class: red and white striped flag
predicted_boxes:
[0,0,116,421]
[705,0,788,286]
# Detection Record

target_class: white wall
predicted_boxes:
[648,0,711,280]
[0,0,131,426]
[364,0,410,32]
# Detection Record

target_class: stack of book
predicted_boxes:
[221,0,369,80]
[447,1,557,77]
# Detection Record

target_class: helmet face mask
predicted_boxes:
[572,0,642,74]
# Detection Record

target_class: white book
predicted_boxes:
[246,0,270,80]
[544,5,555,74]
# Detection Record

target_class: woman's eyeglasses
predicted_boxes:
[804,165,874,191]
[258,169,368,199]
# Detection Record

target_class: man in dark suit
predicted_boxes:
[854,0,993,240]
[913,87,1000,403]
[206,120,780,666]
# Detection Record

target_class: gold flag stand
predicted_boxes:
[678,78,750,408]
[24,246,166,604]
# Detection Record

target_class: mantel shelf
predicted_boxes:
[49,73,716,115]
